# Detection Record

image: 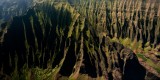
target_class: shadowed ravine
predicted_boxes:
[0,1,159,80]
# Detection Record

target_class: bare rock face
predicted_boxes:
[0,2,158,80]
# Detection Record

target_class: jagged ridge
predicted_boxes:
[0,1,159,80]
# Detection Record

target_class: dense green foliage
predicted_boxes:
[0,0,160,80]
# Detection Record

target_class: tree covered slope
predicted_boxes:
[0,0,160,80]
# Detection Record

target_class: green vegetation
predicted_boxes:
[136,53,148,61]
[0,0,160,80]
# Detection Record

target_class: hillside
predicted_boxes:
[0,0,160,80]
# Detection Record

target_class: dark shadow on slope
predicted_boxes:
[123,54,146,80]
[82,44,97,78]
[0,3,73,75]
[111,42,146,80]
[59,39,76,76]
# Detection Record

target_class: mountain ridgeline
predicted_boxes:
[0,1,159,80]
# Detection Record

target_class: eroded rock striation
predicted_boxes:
[0,2,157,80]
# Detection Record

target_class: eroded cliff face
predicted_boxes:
[0,1,159,80]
